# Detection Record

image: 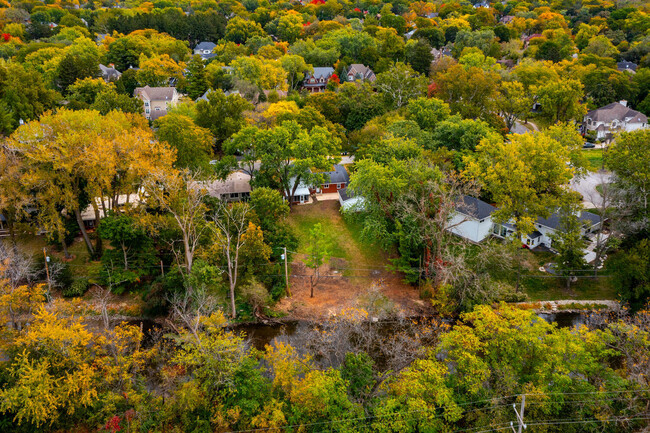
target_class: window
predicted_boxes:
[144,102,150,107]
[231,193,239,198]
[500,226,507,237]
[145,108,150,114]
[322,183,329,189]
[526,239,531,245]
[338,183,343,189]
[155,107,161,111]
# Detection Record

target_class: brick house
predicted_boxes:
[303,67,335,93]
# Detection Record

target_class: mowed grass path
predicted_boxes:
[583,148,604,171]
[287,200,385,273]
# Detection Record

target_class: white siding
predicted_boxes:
[448,213,493,243]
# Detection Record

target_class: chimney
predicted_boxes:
[619,100,627,107]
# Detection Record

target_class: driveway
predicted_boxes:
[570,171,612,209]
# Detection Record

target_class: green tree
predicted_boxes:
[195,89,253,147]
[225,17,266,44]
[280,54,313,91]
[605,129,650,234]
[495,81,533,131]
[185,54,209,100]
[533,79,586,123]
[405,97,451,131]
[550,205,588,289]
[305,223,331,298]
[249,187,290,233]
[155,113,214,170]
[91,88,143,115]
[607,239,650,310]
[374,62,428,109]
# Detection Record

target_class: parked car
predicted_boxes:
[583,142,596,149]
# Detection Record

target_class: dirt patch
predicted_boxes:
[275,255,432,319]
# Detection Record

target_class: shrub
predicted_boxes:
[63,277,89,298]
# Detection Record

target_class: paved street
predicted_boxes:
[570,170,612,209]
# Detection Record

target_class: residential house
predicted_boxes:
[202,171,252,202]
[338,188,365,211]
[451,196,603,251]
[500,15,515,24]
[287,177,312,204]
[617,61,637,73]
[431,47,453,61]
[194,41,217,61]
[99,63,122,82]
[303,67,335,92]
[133,86,181,121]
[318,164,349,193]
[346,64,376,83]
[583,101,648,141]
[448,196,498,243]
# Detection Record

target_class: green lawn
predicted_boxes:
[518,249,617,301]
[287,200,385,274]
[583,148,604,171]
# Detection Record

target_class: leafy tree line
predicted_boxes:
[0,277,648,433]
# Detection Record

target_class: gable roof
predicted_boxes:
[347,64,375,80]
[456,195,497,220]
[134,86,177,101]
[322,164,349,184]
[536,211,601,230]
[195,41,216,52]
[306,67,335,80]
[201,171,251,198]
[99,64,121,80]
[586,102,647,124]
[617,61,637,72]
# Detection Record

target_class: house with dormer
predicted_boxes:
[303,67,336,92]
[583,101,648,141]
[194,42,217,61]
[346,64,376,83]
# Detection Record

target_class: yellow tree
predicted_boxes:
[8,109,175,257]
[137,53,186,87]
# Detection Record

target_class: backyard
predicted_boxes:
[281,199,428,318]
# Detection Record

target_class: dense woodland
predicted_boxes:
[0,0,649,430]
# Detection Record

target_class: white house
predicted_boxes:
[451,196,603,250]
[583,101,648,141]
[448,196,498,243]
[194,41,217,61]
[338,188,366,211]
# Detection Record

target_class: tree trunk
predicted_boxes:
[310,275,314,298]
[92,203,103,257]
[62,241,70,260]
[74,208,95,258]
[230,282,237,319]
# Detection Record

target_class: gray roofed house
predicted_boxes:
[194,41,217,60]
[346,64,376,83]
[99,64,122,82]
[617,61,637,73]
[450,195,604,256]
[338,188,366,211]
[201,171,251,202]
[583,101,648,141]
[303,67,335,93]
[456,195,497,220]
[318,164,350,193]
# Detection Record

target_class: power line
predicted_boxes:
[218,390,650,433]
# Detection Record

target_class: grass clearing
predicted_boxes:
[583,148,604,171]
[287,200,385,274]
[518,249,617,301]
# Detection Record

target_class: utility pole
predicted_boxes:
[511,395,526,433]
[43,248,52,298]
[283,247,291,297]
